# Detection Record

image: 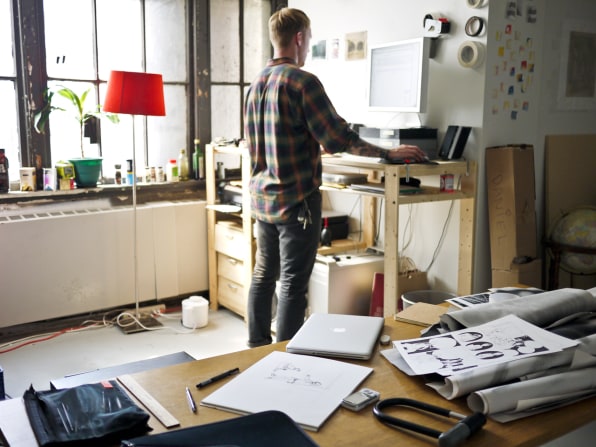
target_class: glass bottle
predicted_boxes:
[193,139,205,179]
[178,148,189,181]
[114,164,122,185]
[0,149,9,193]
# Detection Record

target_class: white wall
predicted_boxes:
[292,0,488,292]
[292,0,596,293]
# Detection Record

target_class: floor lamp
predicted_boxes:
[103,70,166,334]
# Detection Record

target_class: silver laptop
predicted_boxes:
[286,313,384,360]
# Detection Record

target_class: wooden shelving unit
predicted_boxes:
[321,155,478,317]
[207,146,477,319]
[206,144,253,318]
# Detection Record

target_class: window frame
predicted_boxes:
[6,0,283,202]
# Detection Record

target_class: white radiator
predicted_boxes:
[0,200,208,327]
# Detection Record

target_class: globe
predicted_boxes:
[550,207,596,274]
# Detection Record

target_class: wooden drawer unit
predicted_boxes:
[207,144,255,319]
[218,253,245,284]
[217,275,245,316]
[215,221,245,260]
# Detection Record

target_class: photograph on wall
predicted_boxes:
[311,39,327,60]
[345,31,367,61]
[327,38,340,60]
[557,19,596,110]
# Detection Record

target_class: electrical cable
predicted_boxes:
[400,203,415,252]
[0,307,195,355]
[424,175,461,272]
[374,197,384,246]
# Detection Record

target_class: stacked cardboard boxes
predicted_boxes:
[486,145,542,288]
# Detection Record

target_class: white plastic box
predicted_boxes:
[307,253,384,316]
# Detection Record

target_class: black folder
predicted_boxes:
[438,125,471,160]
[121,410,320,447]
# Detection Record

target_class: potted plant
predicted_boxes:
[34,86,119,187]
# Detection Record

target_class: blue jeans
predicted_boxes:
[247,191,322,347]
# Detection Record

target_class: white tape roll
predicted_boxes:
[467,0,484,8]
[182,296,209,328]
[457,41,485,68]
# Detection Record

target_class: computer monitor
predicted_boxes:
[367,37,430,113]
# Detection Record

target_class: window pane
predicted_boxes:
[211,0,239,82]
[244,0,270,82]
[47,81,98,162]
[97,0,144,79]
[100,84,187,180]
[98,92,134,181]
[0,0,14,76]
[0,81,20,183]
[147,84,187,169]
[211,85,241,139]
[44,0,95,79]
[146,0,187,82]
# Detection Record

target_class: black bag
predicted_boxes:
[121,410,319,447]
[23,380,151,446]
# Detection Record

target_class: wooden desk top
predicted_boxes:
[130,318,595,447]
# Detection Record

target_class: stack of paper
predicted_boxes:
[201,351,373,431]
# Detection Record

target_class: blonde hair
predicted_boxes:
[269,7,310,49]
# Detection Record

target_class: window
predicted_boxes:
[43,0,188,180]
[2,0,279,193]
[0,0,19,183]
[210,0,273,139]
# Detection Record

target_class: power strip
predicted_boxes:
[131,304,166,316]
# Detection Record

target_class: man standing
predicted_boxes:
[244,7,426,347]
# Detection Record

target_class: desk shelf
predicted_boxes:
[206,144,254,319]
[207,147,477,319]
[322,156,478,317]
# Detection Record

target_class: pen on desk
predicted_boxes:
[185,386,197,413]
[196,367,240,389]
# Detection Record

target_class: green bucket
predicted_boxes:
[69,158,103,188]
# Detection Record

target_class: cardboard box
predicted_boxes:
[491,259,542,289]
[369,270,429,315]
[486,145,537,269]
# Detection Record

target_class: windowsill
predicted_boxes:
[0,180,206,215]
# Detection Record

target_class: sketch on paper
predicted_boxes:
[395,315,577,376]
[266,362,323,387]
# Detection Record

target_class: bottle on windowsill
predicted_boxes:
[0,149,9,193]
[178,148,189,181]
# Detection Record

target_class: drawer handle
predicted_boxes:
[226,235,235,240]
[227,283,239,291]
[227,258,239,265]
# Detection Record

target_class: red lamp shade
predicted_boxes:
[103,70,165,116]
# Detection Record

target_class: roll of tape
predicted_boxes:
[465,16,485,37]
[457,41,485,68]
[467,0,484,8]
[182,296,209,329]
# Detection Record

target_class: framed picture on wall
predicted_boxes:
[557,19,596,111]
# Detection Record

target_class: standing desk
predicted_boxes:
[128,317,594,447]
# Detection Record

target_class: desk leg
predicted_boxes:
[383,165,400,317]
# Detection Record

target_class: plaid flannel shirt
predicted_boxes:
[244,58,359,223]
